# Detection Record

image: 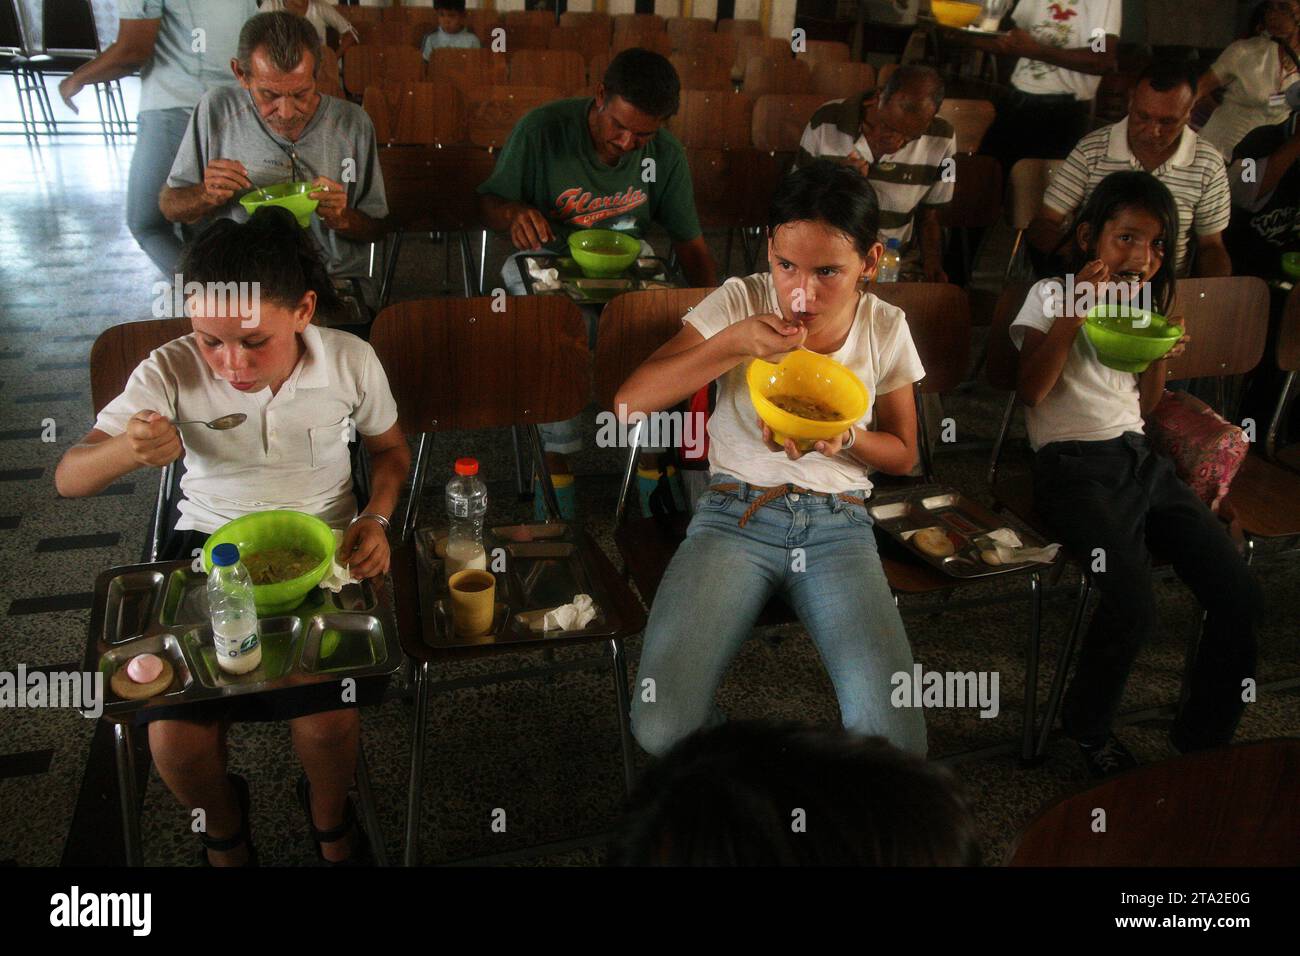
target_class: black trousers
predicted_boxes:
[1033,433,1261,748]
[982,90,1090,173]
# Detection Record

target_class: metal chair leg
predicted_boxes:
[458,231,478,298]
[354,741,389,867]
[610,638,636,796]
[1020,571,1042,764]
[114,722,144,866]
[511,425,532,500]
[527,424,562,521]
[379,230,403,308]
[149,463,173,562]
[403,659,431,867]
[401,433,430,541]
[1034,573,1091,757]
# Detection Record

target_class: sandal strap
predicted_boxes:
[310,798,356,844]
[200,830,246,852]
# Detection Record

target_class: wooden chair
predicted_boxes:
[750,92,823,155]
[741,57,812,97]
[676,31,738,66]
[1265,284,1300,467]
[559,11,613,43]
[717,18,762,37]
[586,51,611,95]
[1005,158,1062,279]
[670,90,754,148]
[342,45,424,99]
[363,83,467,146]
[687,146,787,275]
[508,48,584,95]
[937,98,996,155]
[374,145,496,302]
[465,9,503,48]
[811,60,875,100]
[666,16,713,51]
[940,154,1003,281]
[502,10,554,51]
[547,25,608,63]
[427,47,509,96]
[1008,739,1300,865]
[340,5,383,27]
[733,36,791,85]
[370,298,646,864]
[799,39,851,70]
[613,13,666,36]
[368,21,417,48]
[611,30,673,58]
[317,45,342,98]
[381,5,413,22]
[670,52,733,92]
[464,85,562,150]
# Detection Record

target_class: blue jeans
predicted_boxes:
[630,476,927,758]
[128,108,191,277]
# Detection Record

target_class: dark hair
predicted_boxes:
[769,158,881,259]
[434,0,467,12]
[1056,170,1179,316]
[609,722,981,866]
[178,207,341,318]
[237,11,321,78]
[881,63,945,112]
[1136,60,1199,97]
[602,48,680,120]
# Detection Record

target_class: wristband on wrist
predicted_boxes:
[350,512,391,534]
[842,427,857,451]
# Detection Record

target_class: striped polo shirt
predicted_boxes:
[1042,117,1232,275]
[794,92,956,251]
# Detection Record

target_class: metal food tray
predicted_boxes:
[519,255,677,304]
[414,523,625,648]
[85,561,402,717]
[870,486,1052,579]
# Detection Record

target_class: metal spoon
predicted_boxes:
[170,413,247,430]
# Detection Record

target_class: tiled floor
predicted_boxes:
[1,137,1297,867]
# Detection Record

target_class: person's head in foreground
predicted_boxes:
[1126,61,1198,158]
[234,11,324,141]
[179,205,341,394]
[1055,169,1180,317]
[610,721,980,866]
[1257,0,1300,42]
[589,48,680,165]
[436,0,469,34]
[861,64,945,158]
[767,157,884,335]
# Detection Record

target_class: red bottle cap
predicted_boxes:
[454,457,479,476]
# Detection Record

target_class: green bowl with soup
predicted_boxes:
[1083,305,1182,373]
[202,511,336,614]
[568,229,641,277]
[238,182,321,229]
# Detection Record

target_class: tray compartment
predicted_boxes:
[102,570,167,643]
[160,568,208,627]
[182,616,302,688]
[100,632,193,701]
[300,613,386,672]
[326,580,378,612]
[429,599,511,646]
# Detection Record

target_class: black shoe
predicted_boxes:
[198,773,258,867]
[296,774,372,866]
[1076,735,1139,779]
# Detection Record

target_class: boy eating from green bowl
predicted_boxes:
[55,208,411,865]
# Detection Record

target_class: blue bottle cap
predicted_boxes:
[886,238,901,250]
[211,543,240,567]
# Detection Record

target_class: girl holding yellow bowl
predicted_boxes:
[615,159,928,758]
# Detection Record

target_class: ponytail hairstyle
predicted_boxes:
[177,206,341,320]
[1054,170,1179,318]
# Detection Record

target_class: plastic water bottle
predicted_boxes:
[877,238,902,283]
[445,457,488,581]
[207,543,262,675]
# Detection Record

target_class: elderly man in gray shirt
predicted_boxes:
[161,11,387,313]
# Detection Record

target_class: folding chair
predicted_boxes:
[363,83,466,147]
[342,44,424,99]
[811,61,875,100]
[671,89,754,148]
[369,297,646,865]
[40,0,131,140]
[751,93,825,153]
[1005,158,1063,280]
[936,98,996,155]
[686,147,786,277]
[88,318,387,866]
[317,45,342,98]
[1007,739,1300,865]
[733,36,791,86]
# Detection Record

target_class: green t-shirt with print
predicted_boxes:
[477,97,703,253]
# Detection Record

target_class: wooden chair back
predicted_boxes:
[666,16,713,50]
[364,83,466,146]
[984,282,1042,393]
[317,45,342,98]
[611,30,673,58]
[751,93,823,152]
[370,296,590,434]
[741,57,812,96]
[464,85,563,150]
[509,48,584,94]
[1163,277,1270,381]
[559,11,613,42]
[428,47,509,95]
[670,53,733,91]
[872,284,972,394]
[677,31,737,64]
[375,145,496,232]
[717,18,762,37]
[734,36,790,82]
[688,147,787,230]
[798,39,850,69]
[465,9,503,46]
[939,154,1003,230]
[811,60,874,100]
[502,10,553,50]
[91,319,193,415]
[342,45,424,98]
[594,289,714,410]
[937,98,996,154]
[613,13,666,36]
[1007,158,1062,230]
[670,90,754,148]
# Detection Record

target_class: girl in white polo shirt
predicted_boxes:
[56,208,412,865]
[616,160,928,759]
[1011,171,1260,779]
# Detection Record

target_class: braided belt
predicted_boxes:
[709,483,868,528]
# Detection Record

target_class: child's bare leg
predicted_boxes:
[289,708,360,862]
[148,718,246,866]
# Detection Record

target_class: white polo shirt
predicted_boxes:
[94,325,399,534]
[1043,117,1231,275]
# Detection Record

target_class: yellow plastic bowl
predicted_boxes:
[931,0,984,28]
[747,350,871,451]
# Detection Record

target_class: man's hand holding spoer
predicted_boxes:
[311,175,349,230]
[126,411,183,468]
[508,205,556,250]
[202,159,252,209]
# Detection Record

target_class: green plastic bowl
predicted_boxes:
[1283,252,1300,280]
[1083,305,1182,373]
[238,182,320,228]
[568,229,640,277]
[202,511,336,615]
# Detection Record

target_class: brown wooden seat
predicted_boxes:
[811,60,875,100]
[586,50,611,95]
[751,93,824,152]
[717,17,762,37]
[669,52,733,92]
[941,154,1003,279]
[317,45,342,98]
[666,16,713,50]
[798,39,850,70]
[501,10,553,50]
[342,44,424,99]
[427,47,509,96]
[508,48,584,94]
[741,56,812,96]
[547,25,608,63]
[671,90,754,148]
[465,9,503,46]
[613,13,666,36]
[363,83,467,146]
[687,146,788,274]
[1005,158,1063,279]
[339,5,383,27]
[611,29,672,58]
[675,31,738,65]
[936,97,996,154]
[367,21,418,49]
[1007,739,1300,865]
[464,85,562,150]
[733,36,791,85]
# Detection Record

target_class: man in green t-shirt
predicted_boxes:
[478,48,717,516]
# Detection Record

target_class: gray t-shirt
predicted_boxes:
[119,0,259,113]
[167,86,388,282]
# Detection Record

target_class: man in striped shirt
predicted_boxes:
[794,65,955,282]
[1027,61,1233,277]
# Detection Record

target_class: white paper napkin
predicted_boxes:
[979,528,1061,566]
[539,594,597,632]
[318,529,352,592]
[525,258,563,292]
